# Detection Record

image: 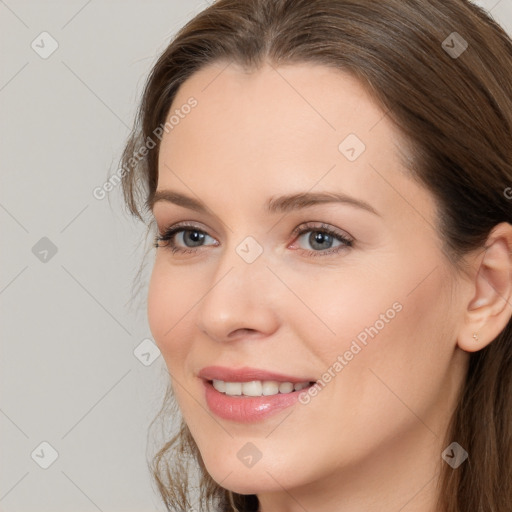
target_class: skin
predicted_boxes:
[147,62,512,512]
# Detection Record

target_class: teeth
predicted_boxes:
[241,380,263,396]
[212,379,226,392]
[262,380,280,396]
[224,382,242,395]
[212,379,311,397]
[279,382,294,393]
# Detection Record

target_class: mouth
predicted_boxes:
[207,379,316,397]
[198,366,318,423]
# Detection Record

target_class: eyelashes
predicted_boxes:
[154,224,218,254]
[154,221,354,258]
[290,223,353,257]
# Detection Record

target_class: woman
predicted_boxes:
[119,1,512,511]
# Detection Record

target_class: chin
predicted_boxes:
[213,476,277,496]
[204,453,305,496]
[201,457,265,491]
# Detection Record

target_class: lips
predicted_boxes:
[198,366,317,423]
[198,365,315,383]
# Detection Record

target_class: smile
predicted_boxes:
[211,379,313,397]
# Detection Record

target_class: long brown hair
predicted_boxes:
[119,1,512,510]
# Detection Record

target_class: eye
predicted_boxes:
[155,221,354,258]
[290,222,353,257]
[154,223,218,254]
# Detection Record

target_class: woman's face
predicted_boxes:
[148,62,470,501]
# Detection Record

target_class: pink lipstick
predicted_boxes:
[199,366,316,423]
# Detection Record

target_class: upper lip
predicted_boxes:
[198,366,315,384]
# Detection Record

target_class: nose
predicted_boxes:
[194,244,280,343]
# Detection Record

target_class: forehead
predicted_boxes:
[161,61,395,161]
[156,61,427,221]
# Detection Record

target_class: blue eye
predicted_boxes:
[154,222,354,257]
[154,225,217,254]
[291,223,353,257]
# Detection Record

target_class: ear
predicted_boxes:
[457,222,512,353]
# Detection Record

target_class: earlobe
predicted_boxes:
[457,222,512,353]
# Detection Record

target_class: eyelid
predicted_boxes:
[155,221,354,256]
[155,219,212,236]
[290,221,354,243]
[288,222,354,257]
[154,222,217,249]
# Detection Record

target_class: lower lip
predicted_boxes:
[203,380,310,423]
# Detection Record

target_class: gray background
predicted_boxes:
[1,1,510,511]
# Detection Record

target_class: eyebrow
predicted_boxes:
[150,190,379,216]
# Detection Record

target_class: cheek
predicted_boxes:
[288,258,454,433]
[366,280,452,443]
[281,264,399,368]
[147,260,198,365]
